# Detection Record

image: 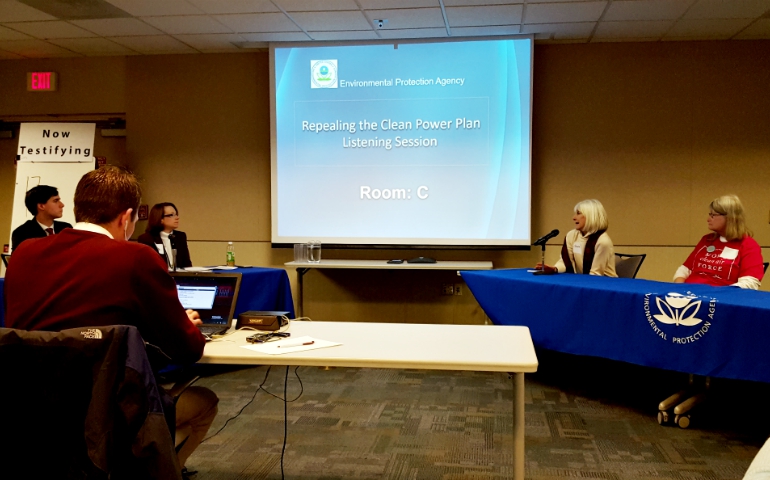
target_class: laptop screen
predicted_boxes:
[171,272,242,326]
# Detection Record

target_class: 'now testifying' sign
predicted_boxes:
[17,122,95,162]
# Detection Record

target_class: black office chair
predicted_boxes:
[0,325,182,479]
[614,253,646,279]
[763,262,769,274]
[0,253,9,267]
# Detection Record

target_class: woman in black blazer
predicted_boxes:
[137,203,192,269]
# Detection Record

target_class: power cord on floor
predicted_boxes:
[282,366,288,479]
[201,365,272,442]
[201,365,305,480]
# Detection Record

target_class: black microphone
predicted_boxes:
[168,233,178,272]
[533,229,559,246]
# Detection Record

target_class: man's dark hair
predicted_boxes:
[24,185,59,216]
[146,202,178,235]
[74,166,142,224]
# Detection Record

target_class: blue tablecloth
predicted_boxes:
[462,268,770,383]
[219,267,295,318]
[0,278,4,327]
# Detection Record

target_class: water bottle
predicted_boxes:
[226,242,235,267]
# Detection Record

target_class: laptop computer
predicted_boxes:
[171,272,242,337]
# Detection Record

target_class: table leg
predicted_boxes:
[296,268,309,318]
[513,372,525,480]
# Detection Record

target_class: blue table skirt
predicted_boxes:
[462,268,770,383]
[0,268,295,328]
[0,278,4,327]
[218,267,295,319]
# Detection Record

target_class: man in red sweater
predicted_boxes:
[4,166,216,477]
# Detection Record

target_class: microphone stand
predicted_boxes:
[532,241,555,275]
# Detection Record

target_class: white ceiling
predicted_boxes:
[0,0,768,59]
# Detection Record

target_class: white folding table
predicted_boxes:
[201,321,537,480]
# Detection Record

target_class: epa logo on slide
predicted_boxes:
[311,60,338,88]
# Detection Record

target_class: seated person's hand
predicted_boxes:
[535,263,557,274]
[186,309,202,325]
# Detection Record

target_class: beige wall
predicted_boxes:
[1,41,769,320]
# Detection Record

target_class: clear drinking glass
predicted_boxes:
[308,241,322,263]
[293,243,308,262]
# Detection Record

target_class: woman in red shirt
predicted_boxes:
[674,194,764,289]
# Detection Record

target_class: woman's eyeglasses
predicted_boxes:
[708,212,725,218]
[162,213,179,218]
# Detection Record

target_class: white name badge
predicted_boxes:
[573,243,583,255]
[720,246,738,260]
[155,243,164,254]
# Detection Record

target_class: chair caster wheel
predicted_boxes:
[674,414,691,429]
[658,410,670,425]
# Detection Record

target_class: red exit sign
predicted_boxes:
[27,72,58,91]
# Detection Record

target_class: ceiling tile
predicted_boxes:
[364,8,445,29]
[735,18,770,38]
[186,0,279,14]
[451,24,522,36]
[665,18,754,38]
[0,23,30,39]
[49,37,135,54]
[604,0,694,21]
[0,0,55,22]
[359,0,436,8]
[377,27,448,39]
[309,30,380,40]
[0,48,23,58]
[108,34,198,53]
[524,2,607,24]
[685,0,770,19]
[291,11,370,30]
[0,38,80,56]
[446,5,523,26]
[214,12,300,32]
[104,0,204,17]
[591,35,661,43]
[444,0,524,5]
[594,20,674,38]
[71,18,163,36]
[239,31,309,41]
[537,38,590,44]
[277,0,359,11]
[6,20,97,39]
[173,33,243,50]
[142,15,233,35]
[19,0,131,20]
[527,0,603,3]
[521,21,595,39]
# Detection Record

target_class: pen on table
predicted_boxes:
[277,341,315,348]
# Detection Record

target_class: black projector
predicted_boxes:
[236,311,290,331]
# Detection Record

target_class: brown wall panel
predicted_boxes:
[125,53,270,243]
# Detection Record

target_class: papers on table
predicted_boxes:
[240,336,341,355]
[209,266,239,270]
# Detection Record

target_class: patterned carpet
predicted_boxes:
[187,351,769,479]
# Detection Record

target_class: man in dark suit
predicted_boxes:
[11,185,73,251]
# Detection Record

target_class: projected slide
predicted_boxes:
[271,37,532,246]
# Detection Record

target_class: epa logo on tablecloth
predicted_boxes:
[311,60,338,88]
[643,292,717,345]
